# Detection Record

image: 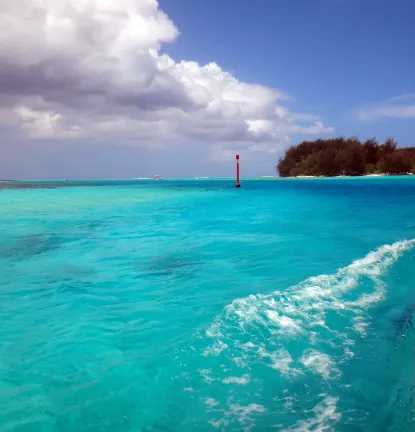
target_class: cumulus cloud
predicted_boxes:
[0,0,333,155]
[356,93,415,121]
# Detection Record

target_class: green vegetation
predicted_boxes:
[277,137,415,177]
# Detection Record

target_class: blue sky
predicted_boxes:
[159,0,414,144]
[0,0,414,179]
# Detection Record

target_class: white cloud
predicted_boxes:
[0,0,333,155]
[356,93,415,121]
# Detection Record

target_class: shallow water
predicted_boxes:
[1,178,415,431]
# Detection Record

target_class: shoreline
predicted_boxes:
[287,173,414,179]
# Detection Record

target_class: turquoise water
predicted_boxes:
[1,178,415,431]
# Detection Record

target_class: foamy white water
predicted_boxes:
[190,239,415,430]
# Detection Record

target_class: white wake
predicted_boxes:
[199,239,415,430]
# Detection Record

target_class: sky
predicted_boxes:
[0,0,414,179]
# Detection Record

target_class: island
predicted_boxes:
[277,137,415,177]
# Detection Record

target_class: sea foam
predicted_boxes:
[199,239,415,430]
[206,239,415,350]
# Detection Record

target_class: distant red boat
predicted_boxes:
[153,175,163,180]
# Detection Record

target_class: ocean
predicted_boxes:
[1,177,415,431]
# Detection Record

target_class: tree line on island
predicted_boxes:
[277,137,415,177]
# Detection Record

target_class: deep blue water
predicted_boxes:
[1,177,415,431]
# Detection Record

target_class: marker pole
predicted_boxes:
[236,154,240,188]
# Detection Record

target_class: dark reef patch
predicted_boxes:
[142,254,201,279]
[1,234,62,260]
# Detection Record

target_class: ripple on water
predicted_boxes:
[2,179,415,431]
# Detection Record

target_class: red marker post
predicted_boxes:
[236,154,241,188]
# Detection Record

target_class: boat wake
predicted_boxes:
[182,239,415,430]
